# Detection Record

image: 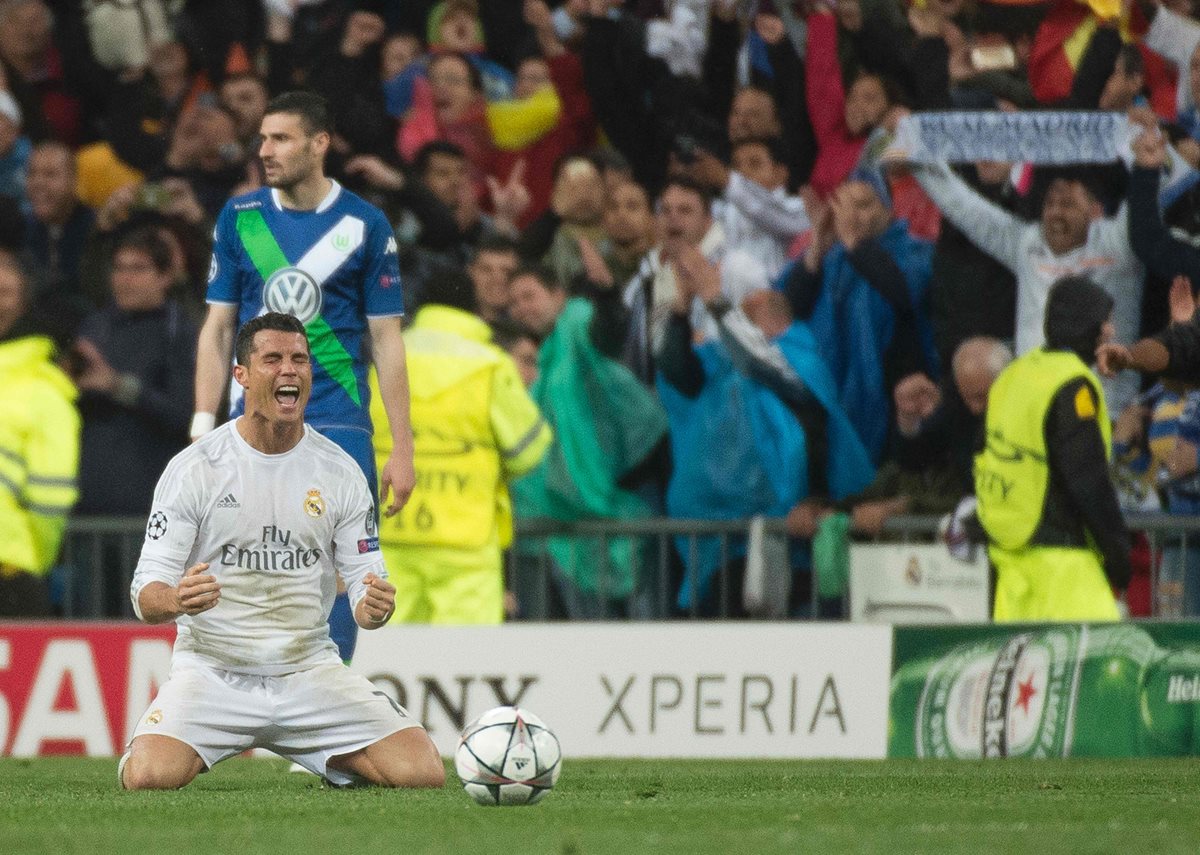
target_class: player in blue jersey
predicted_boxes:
[191,91,414,661]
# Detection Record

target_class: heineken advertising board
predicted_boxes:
[889,623,1200,758]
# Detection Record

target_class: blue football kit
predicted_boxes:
[206,180,403,659]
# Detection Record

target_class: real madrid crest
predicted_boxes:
[304,489,326,518]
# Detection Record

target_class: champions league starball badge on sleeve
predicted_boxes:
[146,511,168,540]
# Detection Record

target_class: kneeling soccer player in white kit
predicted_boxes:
[119,312,444,790]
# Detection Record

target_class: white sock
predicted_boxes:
[117,751,131,790]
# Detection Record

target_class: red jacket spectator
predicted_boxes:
[805,11,868,198]
[398,55,498,198]
[494,52,596,229]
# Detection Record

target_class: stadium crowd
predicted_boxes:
[5,0,1200,621]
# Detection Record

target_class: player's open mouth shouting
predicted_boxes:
[275,384,301,409]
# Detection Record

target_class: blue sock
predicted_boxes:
[329,592,358,663]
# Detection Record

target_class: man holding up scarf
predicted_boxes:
[887,111,1145,414]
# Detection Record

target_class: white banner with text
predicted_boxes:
[351,624,892,759]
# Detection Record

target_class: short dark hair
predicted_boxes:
[473,234,519,259]
[412,140,467,177]
[429,51,482,92]
[660,176,713,213]
[114,226,172,273]
[30,139,74,172]
[510,263,562,291]
[490,316,540,350]
[221,71,268,92]
[235,312,309,366]
[1044,274,1113,358]
[732,83,777,117]
[264,90,333,136]
[732,136,789,167]
[1042,167,1104,207]
[423,268,478,312]
[588,146,632,178]
[609,177,650,206]
[849,71,903,109]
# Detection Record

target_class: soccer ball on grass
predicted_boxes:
[454,706,561,805]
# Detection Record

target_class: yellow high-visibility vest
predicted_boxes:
[975,348,1111,551]
[370,306,550,550]
[0,336,80,575]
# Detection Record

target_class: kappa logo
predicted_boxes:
[216,493,241,509]
[384,236,397,254]
[264,267,323,324]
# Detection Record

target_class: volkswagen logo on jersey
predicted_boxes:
[264,267,323,324]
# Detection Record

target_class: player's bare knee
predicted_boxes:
[377,757,443,789]
[367,734,445,788]
[122,736,203,790]
[408,733,445,787]
[409,756,445,788]
[122,770,172,791]
[122,756,196,790]
[423,741,446,787]
[405,736,446,788]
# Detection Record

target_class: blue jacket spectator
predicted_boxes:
[659,276,873,616]
[778,170,938,462]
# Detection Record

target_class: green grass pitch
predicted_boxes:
[1,757,1198,855]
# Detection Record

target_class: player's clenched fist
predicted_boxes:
[176,562,221,616]
[356,572,395,628]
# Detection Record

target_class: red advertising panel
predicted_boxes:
[0,622,175,756]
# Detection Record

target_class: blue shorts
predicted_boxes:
[310,424,377,663]
[312,425,378,504]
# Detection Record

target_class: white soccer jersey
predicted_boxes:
[131,422,385,675]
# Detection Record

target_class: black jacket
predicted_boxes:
[75,300,196,516]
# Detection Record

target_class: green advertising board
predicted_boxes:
[889,623,1200,758]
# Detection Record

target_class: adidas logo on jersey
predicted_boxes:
[216,493,241,509]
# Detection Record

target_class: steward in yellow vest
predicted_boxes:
[0,260,80,616]
[369,270,551,624]
[975,276,1128,621]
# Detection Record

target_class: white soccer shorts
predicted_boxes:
[129,661,422,786]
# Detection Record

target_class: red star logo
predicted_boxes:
[1014,674,1037,714]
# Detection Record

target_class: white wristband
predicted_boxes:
[189,412,216,440]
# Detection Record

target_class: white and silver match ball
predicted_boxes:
[454,706,562,806]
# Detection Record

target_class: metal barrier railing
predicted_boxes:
[58,513,1200,620]
[507,516,796,621]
